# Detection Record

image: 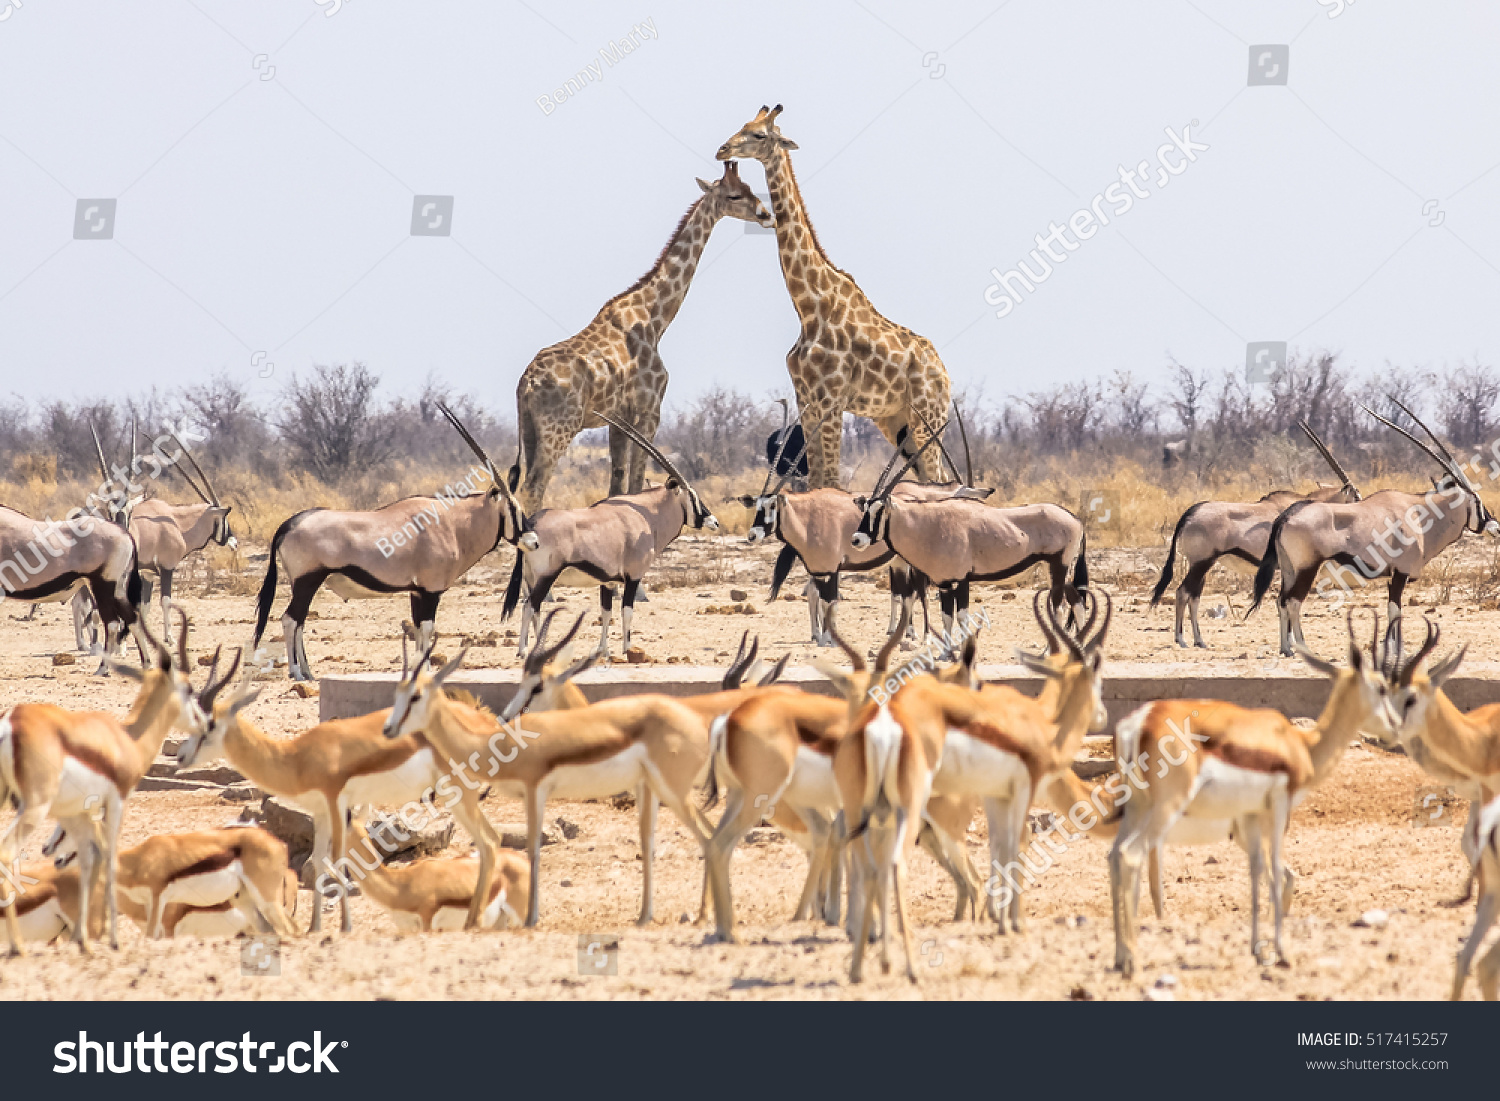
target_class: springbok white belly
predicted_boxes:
[384,909,425,933]
[1164,817,1234,845]
[345,747,438,806]
[543,742,647,801]
[429,891,511,931]
[172,907,250,938]
[18,900,70,943]
[1184,757,1285,820]
[932,730,1028,798]
[782,746,840,810]
[160,862,244,912]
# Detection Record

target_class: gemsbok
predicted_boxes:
[0,612,207,953]
[852,434,1087,636]
[501,414,719,659]
[1107,611,1395,978]
[1251,401,1500,657]
[1151,419,1359,648]
[251,402,526,680]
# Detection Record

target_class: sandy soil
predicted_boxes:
[0,535,1492,1001]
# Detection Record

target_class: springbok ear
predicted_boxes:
[229,687,261,715]
[696,177,714,193]
[1295,644,1341,678]
[1429,645,1467,687]
[105,660,145,682]
[433,648,469,684]
[811,659,856,699]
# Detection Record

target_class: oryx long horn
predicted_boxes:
[130,416,138,478]
[169,429,221,508]
[914,410,963,486]
[953,403,975,487]
[1363,405,1467,486]
[869,427,910,499]
[147,429,211,505]
[89,420,111,485]
[876,421,949,500]
[761,399,794,497]
[1297,419,1354,493]
[1390,398,1472,482]
[597,413,692,488]
[770,437,809,496]
[436,401,515,500]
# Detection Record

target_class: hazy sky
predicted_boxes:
[3,0,1499,419]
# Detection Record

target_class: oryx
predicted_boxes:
[251,403,526,681]
[501,414,719,659]
[1150,419,1361,647]
[851,429,1087,636]
[1250,399,1500,656]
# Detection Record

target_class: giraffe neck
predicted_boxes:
[762,146,852,323]
[610,197,719,344]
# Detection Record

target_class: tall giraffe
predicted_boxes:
[510,161,773,510]
[717,105,951,489]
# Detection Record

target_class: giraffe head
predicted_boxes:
[716,104,798,165]
[698,161,774,227]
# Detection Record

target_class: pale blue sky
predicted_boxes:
[2,0,1498,418]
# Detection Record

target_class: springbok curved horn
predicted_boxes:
[401,634,410,679]
[1045,590,1087,663]
[1297,419,1355,494]
[826,622,866,674]
[436,401,518,503]
[873,603,910,675]
[1365,404,1470,490]
[953,403,975,487]
[1032,590,1062,655]
[198,645,244,712]
[534,611,587,671]
[1088,590,1112,653]
[89,421,111,486]
[170,430,221,508]
[597,413,694,490]
[1398,617,1441,687]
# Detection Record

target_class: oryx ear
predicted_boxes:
[1429,645,1467,687]
[735,495,757,508]
[1295,644,1341,678]
[433,648,469,684]
[696,177,714,193]
[106,659,145,682]
[852,496,868,508]
[953,486,990,500]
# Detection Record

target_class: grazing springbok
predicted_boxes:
[332,817,530,933]
[176,645,501,933]
[1107,611,1394,978]
[1151,420,1359,648]
[502,414,719,659]
[45,823,297,940]
[127,428,236,644]
[1251,401,1499,657]
[1,503,142,674]
[252,402,525,680]
[383,646,718,929]
[852,435,1087,636]
[0,613,206,953]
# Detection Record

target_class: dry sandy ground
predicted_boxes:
[0,536,1493,1001]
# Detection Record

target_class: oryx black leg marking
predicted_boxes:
[598,584,616,655]
[812,573,839,644]
[283,569,331,679]
[1177,559,1214,649]
[621,578,641,652]
[1386,573,1409,655]
[409,590,441,648]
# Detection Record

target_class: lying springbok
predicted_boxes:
[0,613,206,953]
[176,646,503,933]
[1251,401,1500,657]
[252,402,525,680]
[852,435,1087,635]
[2,503,142,673]
[1151,420,1359,648]
[45,824,297,940]
[1107,611,1394,978]
[737,419,988,649]
[333,817,530,933]
[2,859,100,947]
[383,646,718,928]
[502,414,719,659]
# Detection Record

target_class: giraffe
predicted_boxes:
[510,161,773,511]
[717,105,952,489]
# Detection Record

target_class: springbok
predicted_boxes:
[251,402,525,680]
[2,859,99,947]
[1151,420,1359,648]
[383,646,719,929]
[501,414,719,659]
[330,817,530,933]
[1107,611,1394,977]
[1251,401,1500,657]
[0,613,206,953]
[176,645,502,933]
[851,435,1087,636]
